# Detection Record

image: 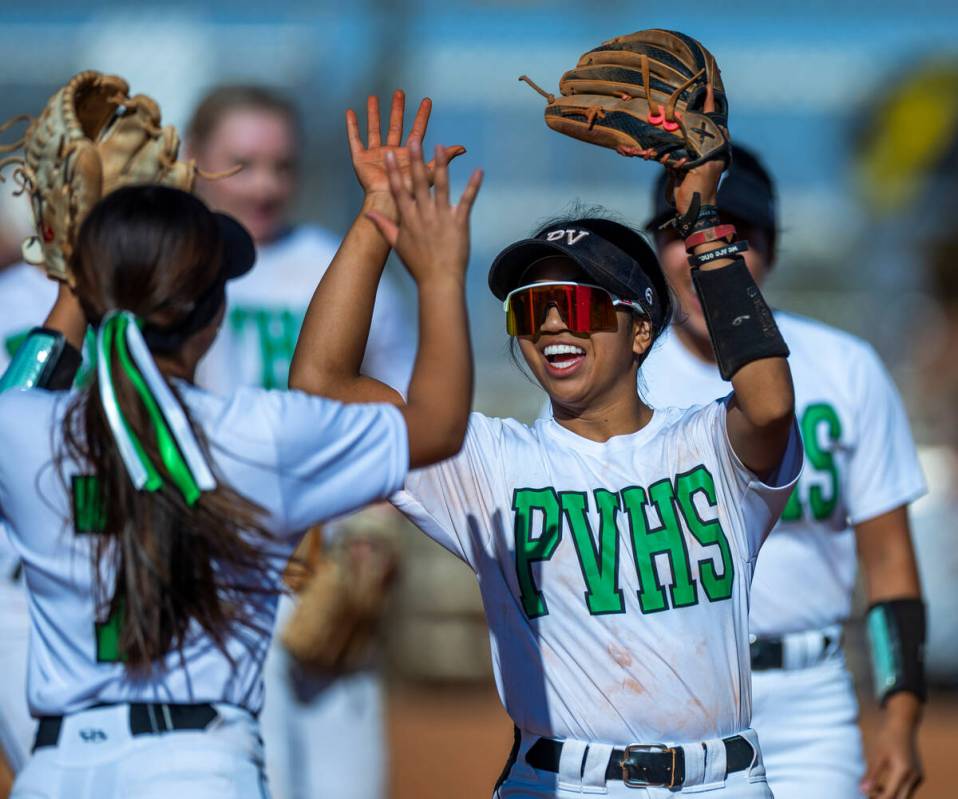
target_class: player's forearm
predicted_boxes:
[725,358,794,476]
[401,276,473,468]
[884,691,923,725]
[856,507,923,603]
[0,284,87,393]
[44,282,88,350]
[690,240,795,475]
[289,194,398,402]
[729,356,795,429]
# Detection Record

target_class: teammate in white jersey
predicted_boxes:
[0,183,59,779]
[0,175,478,797]
[0,262,55,780]
[642,145,927,799]
[291,104,802,796]
[184,85,423,799]
[186,85,415,393]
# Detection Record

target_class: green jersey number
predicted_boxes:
[72,475,124,663]
[781,402,842,523]
[229,306,304,390]
[513,465,735,619]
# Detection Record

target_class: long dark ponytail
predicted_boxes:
[60,186,274,670]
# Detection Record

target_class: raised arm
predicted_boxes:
[289,91,482,468]
[668,151,794,477]
[290,91,464,403]
[0,282,86,393]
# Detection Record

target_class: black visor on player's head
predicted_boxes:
[489,218,669,333]
[142,213,256,353]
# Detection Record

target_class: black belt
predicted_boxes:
[750,632,837,671]
[525,734,754,788]
[33,702,219,751]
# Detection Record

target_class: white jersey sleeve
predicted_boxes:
[198,387,409,539]
[843,345,925,525]
[391,413,501,565]
[692,398,804,559]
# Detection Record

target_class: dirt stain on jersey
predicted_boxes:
[623,678,644,695]
[608,642,633,668]
[689,695,716,728]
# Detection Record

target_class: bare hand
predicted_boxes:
[365,140,482,286]
[861,701,923,799]
[346,90,465,219]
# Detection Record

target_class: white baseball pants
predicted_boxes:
[258,592,386,799]
[752,649,864,799]
[10,703,268,799]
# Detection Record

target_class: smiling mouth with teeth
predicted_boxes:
[543,343,586,370]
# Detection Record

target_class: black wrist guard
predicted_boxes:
[691,257,789,380]
[867,598,927,705]
[0,327,83,392]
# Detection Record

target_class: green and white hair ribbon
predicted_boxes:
[97,314,159,492]
[96,311,216,506]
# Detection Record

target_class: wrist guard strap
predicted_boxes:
[867,598,927,705]
[0,327,82,392]
[691,258,789,380]
[689,240,750,267]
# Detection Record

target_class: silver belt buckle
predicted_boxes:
[620,743,677,788]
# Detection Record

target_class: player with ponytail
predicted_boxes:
[0,107,477,797]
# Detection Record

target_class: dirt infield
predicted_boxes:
[388,683,958,798]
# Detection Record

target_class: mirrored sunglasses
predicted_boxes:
[503,281,645,337]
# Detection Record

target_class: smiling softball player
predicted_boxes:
[290,83,803,794]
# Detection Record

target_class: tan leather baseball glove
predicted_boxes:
[281,519,398,675]
[0,71,202,285]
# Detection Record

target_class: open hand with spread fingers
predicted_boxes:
[365,139,482,286]
[346,90,466,219]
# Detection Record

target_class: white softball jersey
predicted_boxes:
[641,312,926,636]
[393,401,802,745]
[0,263,58,577]
[197,225,415,394]
[0,384,407,718]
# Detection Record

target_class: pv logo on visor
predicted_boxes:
[544,229,590,246]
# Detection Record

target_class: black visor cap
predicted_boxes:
[488,218,668,332]
[215,212,256,281]
[141,212,255,352]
